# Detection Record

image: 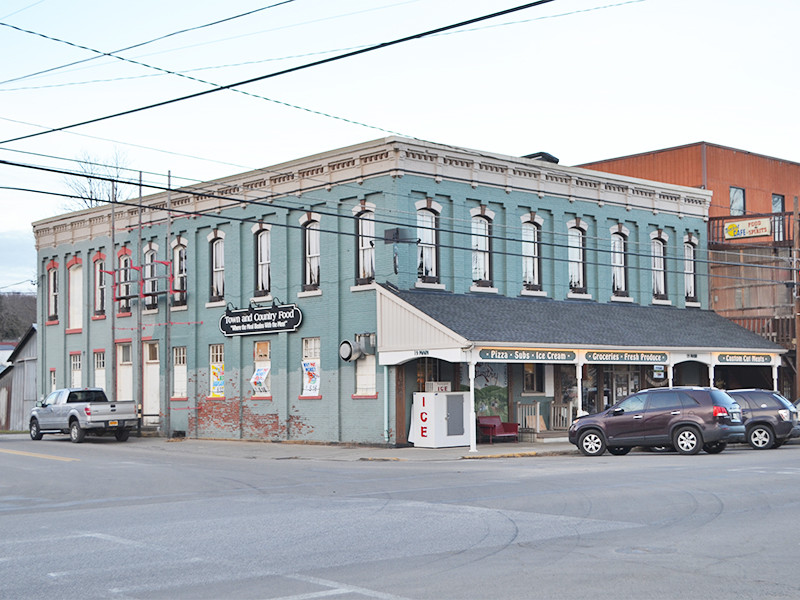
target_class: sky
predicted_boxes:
[1,0,798,294]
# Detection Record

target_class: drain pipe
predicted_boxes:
[383,364,389,443]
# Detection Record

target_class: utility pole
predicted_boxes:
[794,196,799,400]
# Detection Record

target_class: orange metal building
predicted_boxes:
[579,142,800,396]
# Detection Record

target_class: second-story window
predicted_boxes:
[417,208,438,283]
[94,258,106,316]
[651,234,668,300]
[684,238,697,302]
[772,193,785,242]
[67,259,83,330]
[210,235,224,302]
[356,210,375,284]
[568,225,586,293]
[730,186,745,216]
[255,228,271,297]
[522,221,541,291]
[143,248,158,309]
[304,220,321,291]
[47,263,58,321]
[471,216,491,286]
[611,231,628,297]
[119,254,132,312]
[172,242,187,306]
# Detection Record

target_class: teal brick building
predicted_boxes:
[33,138,783,445]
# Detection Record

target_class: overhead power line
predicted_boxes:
[0,1,297,86]
[0,0,557,146]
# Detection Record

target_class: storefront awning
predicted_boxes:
[376,285,785,366]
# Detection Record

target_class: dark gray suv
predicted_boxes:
[726,389,799,449]
[569,387,745,456]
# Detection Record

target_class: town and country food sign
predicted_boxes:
[219,303,302,336]
[724,218,771,240]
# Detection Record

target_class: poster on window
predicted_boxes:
[460,362,508,421]
[250,365,271,395]
[210,363,225,397]
[302,360,320,396]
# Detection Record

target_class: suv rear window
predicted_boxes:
[745,391,791,410]
[709,389,737,408]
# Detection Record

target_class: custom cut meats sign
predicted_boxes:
[724,218,771,240]
[219,303,302,336]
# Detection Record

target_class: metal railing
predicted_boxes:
[708,211,794,246]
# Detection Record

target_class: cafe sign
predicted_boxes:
[479,348,576,362]
[717,353,772,365]
[219,303,302,337]
[724,218,771,240]
[585,351,668,363]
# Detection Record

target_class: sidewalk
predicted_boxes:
[155,435,578,462]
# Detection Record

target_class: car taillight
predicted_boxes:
[84,406,91,416]
[713,406,729,418]
[778,409,791,421]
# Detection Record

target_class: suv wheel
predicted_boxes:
[747,425,774,450]
[29,419,43,441]
[578,430,606,456]
[673,426,702,455]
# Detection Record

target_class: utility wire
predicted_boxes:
[0,0,557,146]
[0,1,297,86]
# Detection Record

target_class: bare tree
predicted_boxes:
[63,148,134,211]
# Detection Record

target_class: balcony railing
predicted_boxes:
[728,315,795,349]
[709,211,794,247]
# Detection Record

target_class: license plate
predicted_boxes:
[108,420,118,427]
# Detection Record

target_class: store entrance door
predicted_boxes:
[604,366,641,406]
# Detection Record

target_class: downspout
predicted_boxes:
[383,364,389,443]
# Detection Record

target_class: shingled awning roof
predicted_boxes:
[376,285,783,360]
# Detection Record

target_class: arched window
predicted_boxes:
[611,231,627,296]
[255,228,271,296]
[471,216,491,285]
[143,248,158,309]
[94,256,106,316]
[522,221,541,291]
[684,237,697,302]
[568,226,586,293]
[304,221,321,291]
[651,234,667,300]
[172,242,187,306]
[67,259,83,330]
[417,208,438,283]
[47,263,59,321]
[356,210,375,284]
[119,253,132,312]
[210,235,225,302]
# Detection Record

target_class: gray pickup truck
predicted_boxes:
[29,388,138,443]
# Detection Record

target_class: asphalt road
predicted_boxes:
[2,434,799,599]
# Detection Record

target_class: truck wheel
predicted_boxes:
[115,429,130,442]
[30,419,43,441]
[69,420,86,443]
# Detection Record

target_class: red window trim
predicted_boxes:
[298,395,322,400]
[352,394,379,399]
